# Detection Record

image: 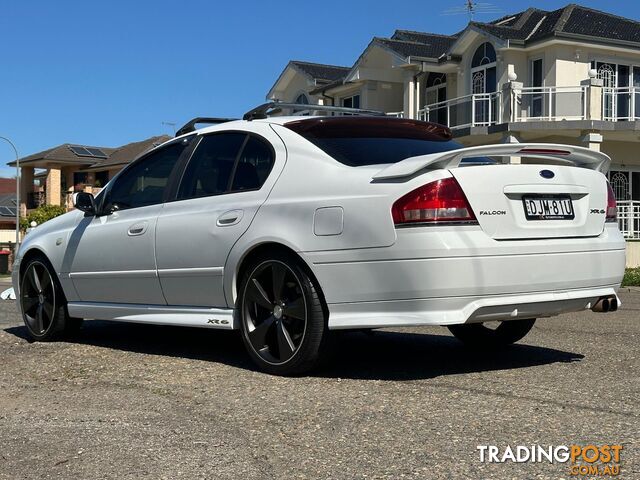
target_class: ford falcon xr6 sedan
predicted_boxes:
[13,102,626,375]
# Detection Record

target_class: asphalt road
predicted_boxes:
[0,289,638,479]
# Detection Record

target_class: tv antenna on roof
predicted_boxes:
[442,1,502,20]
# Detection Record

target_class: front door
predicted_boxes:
[67,139,190,304]
[155,129,281,307]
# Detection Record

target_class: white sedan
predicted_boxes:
[12,103,626,375]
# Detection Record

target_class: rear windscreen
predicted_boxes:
[284,117,487,167]
[301,136,464,167]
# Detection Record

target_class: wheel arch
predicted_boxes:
[228,241,328,316]
[19,247,51,278]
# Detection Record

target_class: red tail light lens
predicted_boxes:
[606,181,617,223]
[392,177,477,225]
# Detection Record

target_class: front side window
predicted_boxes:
[178,133,275,200]
[105,141,187,211]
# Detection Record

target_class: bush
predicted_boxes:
[20,204,67,231]
[622,267,640,287]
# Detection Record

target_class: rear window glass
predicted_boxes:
[304,137,463,167]
[284,117,486,167]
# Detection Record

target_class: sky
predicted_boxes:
[1,0,639,177]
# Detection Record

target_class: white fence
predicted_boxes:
[602,87,640,121]
[419,92,501,129]
[618,200,640,239]
[514,86,587,122]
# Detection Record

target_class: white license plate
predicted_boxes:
[522,196,574,220]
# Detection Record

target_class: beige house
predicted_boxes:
[9,135,170,214]
[268,3,640,246]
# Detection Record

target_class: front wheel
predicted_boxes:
[238,252,327,375]
[447,319,536,347]
[20,256,82,341]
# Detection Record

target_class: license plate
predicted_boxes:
[522,196,574,220]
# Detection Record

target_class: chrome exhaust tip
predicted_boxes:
[592,295,617,313]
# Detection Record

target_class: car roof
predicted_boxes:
[172,115,452,141]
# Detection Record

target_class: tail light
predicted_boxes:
[392,177,477,226]
[606,181,617,223]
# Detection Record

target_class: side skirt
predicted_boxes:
[67,302,237,330]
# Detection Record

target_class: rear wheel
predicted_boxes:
[20,256,82,341]
[238,252,327,375]
[447,319,536,347]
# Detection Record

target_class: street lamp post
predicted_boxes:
[0,136,20,247]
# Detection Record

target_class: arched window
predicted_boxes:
[292,93,310,114]
[426,72,446,88]
[470,42,497,125]
[294,93,309,105]
[471,42,497,68]
[610,171,629,201]
[470,43,497,96]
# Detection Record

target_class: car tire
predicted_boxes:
[19,255,82,341]
[238,251,328,376]
[447,318,536,347]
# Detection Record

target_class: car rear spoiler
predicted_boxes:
[372,143,611,180]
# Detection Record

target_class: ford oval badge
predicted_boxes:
[539,169,555,179]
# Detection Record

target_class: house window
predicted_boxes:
[425,73,447,125]
[530,58,544,118]
[608,170,640,202]
[592,60,640,120]
[342,95,360,109]
[470,42,497,125]
[95,170,109,188]
[292,93,310,114]
[73,172,88,192]
[295,93,309,105]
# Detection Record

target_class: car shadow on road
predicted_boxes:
[4,321,584,381]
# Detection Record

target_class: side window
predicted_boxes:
[177,133,275,200]
[106,142,187,210]
[177,133,246,200]
[230,136,274,192]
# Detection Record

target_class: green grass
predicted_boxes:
[622,267,640,287]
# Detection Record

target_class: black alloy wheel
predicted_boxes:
[21,260,57,337]
[20,256,82,341]
[239,252,327,375]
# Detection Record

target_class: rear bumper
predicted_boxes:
[303,225,626,329]
[326,286,620,329]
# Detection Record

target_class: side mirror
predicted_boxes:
[73,192,96,215]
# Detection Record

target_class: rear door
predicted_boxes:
[155,127,283,307]
[450,164,608,239]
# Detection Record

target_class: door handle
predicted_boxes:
[128,221,148,236]
[217,209,243,227]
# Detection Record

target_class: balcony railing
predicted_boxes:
[419,92,501,129]
[514,86,587,122]
[618,200,640,239]
[602,87,640,121]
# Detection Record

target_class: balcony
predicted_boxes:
[418,92,501,129]
[513,86,587,122]
[618,200,640,239]
[416,83,640,130]
[602,87,640,121]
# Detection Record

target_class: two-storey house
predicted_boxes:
[268,4,640,249]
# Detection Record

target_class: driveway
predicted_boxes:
[0,291,638,479]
